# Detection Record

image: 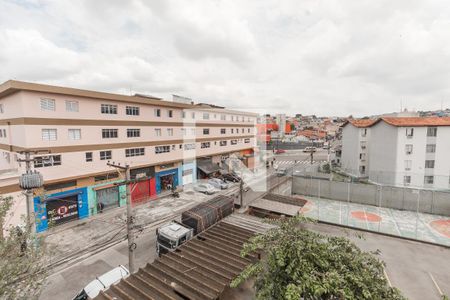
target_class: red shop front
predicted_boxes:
[129,178,157,206]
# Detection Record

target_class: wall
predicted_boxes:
[292,176,450,216]
[340,124,360,176]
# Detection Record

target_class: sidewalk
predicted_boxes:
[43,189,214,272]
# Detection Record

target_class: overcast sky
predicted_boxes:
[1,0,450,117]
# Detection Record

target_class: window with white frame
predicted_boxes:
[406,128,414,138]
[155,145,170,154]
[127,129,140,138]
[68,129,81,140]
[155,128,162,136]
[100,150,112,160]
[405,144,413,155]
[85,152,93,162]
[65,100,79,112]
[426,144,436,153]
[244,138,250,143]
[241,128,244,133]
[247,128,251,133]
[184,143,196,150]
[102,129,118,138]
[167,128,174,136]
[231,139,237,145]
[424,176,434,185]
[404,160,412,171]
[203,112,210,120]
[191,112,195,119]
[220,140,227,146]
[221,128,226,134]
[126,106,140,116]
[42,129,57,141]
[40,98,55,111]
[201,142,210,148]
[168,110,173,118]
[155,108,161,117]
[220,114,226,121]
[0,104,4,113]
[203,128,210,135]
[361,128,367,137]
[125,148,145,157]
[190,128,195,135]
[427,127,437,137]
[425,160,435,169]
[182,111,186,118]
[34,155,61,168]
[231,128,234,134]
[101,104,117,114]
[403,176,411,185]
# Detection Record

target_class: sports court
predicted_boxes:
[298,195,450,247]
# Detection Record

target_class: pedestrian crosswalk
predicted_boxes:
[274,160,326,166]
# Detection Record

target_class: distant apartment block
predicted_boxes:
[0,80,257,231]
[341,117,450,189]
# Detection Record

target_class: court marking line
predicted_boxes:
[383,267,392,287]
[428,272,443,296]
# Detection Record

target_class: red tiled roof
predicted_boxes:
[343,119,378,128]
[381,117,450,127]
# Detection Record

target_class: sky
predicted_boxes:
[1,0,450,117]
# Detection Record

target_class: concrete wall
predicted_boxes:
[341,124,361,176]
[292,176,450,216]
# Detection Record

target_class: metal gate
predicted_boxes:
[96,186,120,211]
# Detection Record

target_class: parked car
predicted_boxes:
[275,149,286,154]
[276,167,288,176]
[194,183,216,194]
[303,146,317,153]
[208,178,229,189]
[73,265,129,300]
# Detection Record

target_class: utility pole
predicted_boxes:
[310,151,314,164]
[107,162,135,273]
[17,151,46,232]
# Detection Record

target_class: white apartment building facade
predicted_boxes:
[341,116,450,190]
[0,80,257,231]
[340,119,376,177]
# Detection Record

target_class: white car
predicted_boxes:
[194,183,216,194]
[73,265,129,300]
[208,178,229,189]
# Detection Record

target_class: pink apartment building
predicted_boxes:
[0,80,257,232]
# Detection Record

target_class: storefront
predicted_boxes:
[155,164,179,194]
[197,158,221,179]
[34,187,88,233]
[95,185,120,212]
[130,178,157,205]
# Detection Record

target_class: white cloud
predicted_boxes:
[1,0,450,116]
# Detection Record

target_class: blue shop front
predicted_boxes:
[155,164,179,194]
[34,187,89,232]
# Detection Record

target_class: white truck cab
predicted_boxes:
[156,222,194,256]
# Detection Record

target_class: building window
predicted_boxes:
[95,173,119,182]
[0,104,4,113]
[42,129,57,141]
[191,112,195,119]
[236,128,239,134]
[182,111,186,118]
[359,166,366,174]
[231,116,234,121]
[220,140,227,146]
[231,129,234,134]
[426,144,436,153]
[184,143,196,150]
[100,150,112,160]
[0,129,5,138]
[405,144,413,155]
[155,108,161,117]
[425,160,435,169]
[190,128,196,135]
[45,180,77,191]
[241,128,244,133]
[201,142,210,149]
[427,127,437,137]
[221,114,226,121]
[203,128,210,135]
[247,128,250,133]
[102,129,118,138]
[359,153,366,161]
[360,141,367,149]
[244,138,250,143]
[155,128,162,136]
[167,128,174,136]
[361,128,367,137]
[85,152,93,162]
[127,129,140,138]
[155,146,170,154]
[424,176,434,185]
[68,129,81,140]
[101,104,117,114]
[40,98,55,111]
[203,112,210,120]
[404,176,411,185]
[221,128,226,134]
[126,106,140,116]
[65,100,79,112]
[125,148,145,157]
[34,155,61,168]
[406,128,414,138]
[404,160,412,171]
[168,110,173,118]
[231,139,238,145]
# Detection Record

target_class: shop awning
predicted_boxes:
[197,161,221,175]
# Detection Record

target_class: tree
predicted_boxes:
[231,217,405,300]
[0,196,48,299]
